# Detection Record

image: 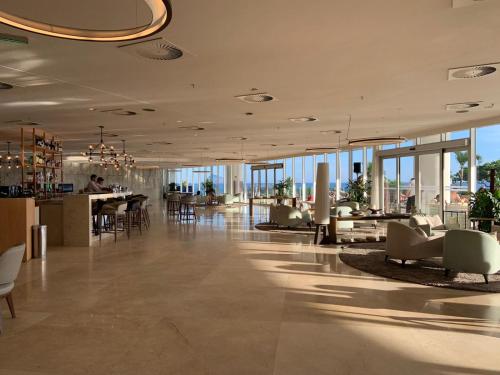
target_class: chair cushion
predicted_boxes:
[0,282,14,296]
[428,215,443,228]
[415,227,428,238]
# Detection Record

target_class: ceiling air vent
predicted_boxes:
[448,63,499,80]
[118,38,183,61]
[235,92,276,103]
[445,101,494,112]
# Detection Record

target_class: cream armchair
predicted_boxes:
[0,244,25,334]
[269,204,312,228]
[385,222,443,266]
[330,206,354,230]
[443,229,500,284]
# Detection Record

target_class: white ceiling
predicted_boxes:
[0,0,499,166]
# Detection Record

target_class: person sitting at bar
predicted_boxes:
[86,174,101,193]
[96,177,111,192]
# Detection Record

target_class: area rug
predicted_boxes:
[255,223,314,235]
[339,243,500,293]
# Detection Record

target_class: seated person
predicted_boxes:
[86,174,101,193]
[96,177,111,192]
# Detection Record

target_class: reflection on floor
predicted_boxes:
[0,203,499,375]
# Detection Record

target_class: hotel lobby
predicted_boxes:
[0,1,499,374]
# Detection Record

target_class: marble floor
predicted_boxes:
[0,203,499,375]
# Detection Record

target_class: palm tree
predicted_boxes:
[453,152,483,186]
[454,151,468,186]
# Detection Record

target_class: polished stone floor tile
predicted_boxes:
[0,204,499,374]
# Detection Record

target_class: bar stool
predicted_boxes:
[179,195,197,221]
[126,199,143,235]
[98,201,128,242]
[168,193,181,216]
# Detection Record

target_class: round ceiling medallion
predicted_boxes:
[0,0,172,42]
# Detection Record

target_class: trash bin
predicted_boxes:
[32,225,47,259]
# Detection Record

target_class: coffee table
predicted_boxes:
[328,213,411,244]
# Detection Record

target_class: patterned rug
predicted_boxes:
[339,243,500,293]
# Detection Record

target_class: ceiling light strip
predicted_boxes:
[0,0,171,42]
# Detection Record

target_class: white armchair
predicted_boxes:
[0,244,25,334]
[269,204,312,228]
[385,222,443,266]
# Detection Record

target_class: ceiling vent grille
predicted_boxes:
[448,63,499,80]
[118,38,183,61]
[445,101,494,112]
[235,92,276,103]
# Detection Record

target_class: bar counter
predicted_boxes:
[63,192,131,246]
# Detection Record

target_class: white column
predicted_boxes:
[315,163,330,225]
[335,151,341,201]
[292,158,296,197]
[469,127,477,194]
[312,154,317,201]
[302,157,306,201]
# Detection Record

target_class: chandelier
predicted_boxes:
[0,141,20,170]
[81,126,134,169]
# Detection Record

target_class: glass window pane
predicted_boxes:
[294,157,303,198]
[400,156,415,213]
[328,153,336,194]
[383,158,398,213]
[340,151,349,197]
[352,149,363,179]
[305,155,314,200]
[476,124,500,190]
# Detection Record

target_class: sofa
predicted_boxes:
[443,229,500,284]
[409,214,460,236]
[269,204,312,228]
[385,222,444,266]
[217,194,241,205]
[330,206,354,230]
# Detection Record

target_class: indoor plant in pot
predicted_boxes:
[346,176,370,209]
[468,187,500,232]
[274,177,293,204]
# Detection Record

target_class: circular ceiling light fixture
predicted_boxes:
[0,0,172,42]
[0,82,13,89]
[348,136,406,147]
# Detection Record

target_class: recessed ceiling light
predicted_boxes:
[179,125,204,131]
[142,108,156,112]
[112,110,137,116]
[229,137,248,141]
[245,112,253,116]
[198,121,214,124]
[0,82,13,89]
[235,93,276,103]
[289,116,319,123]
[348,137,406,147]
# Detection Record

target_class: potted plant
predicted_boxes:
[202,178,214,194]
[346,176,371,208]
[468,188,500,232]
[274,177,293,204]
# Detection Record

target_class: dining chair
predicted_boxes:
[0,244,25,334]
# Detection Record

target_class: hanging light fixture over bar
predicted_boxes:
[0,0,171,42]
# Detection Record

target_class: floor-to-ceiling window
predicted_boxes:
[304,155,314,200]
[327,152,336,194]
[352,149,363,179]
[294,156,303,199]
[399,156,415,213]
[476,124,500,190]
[340,151,349,196]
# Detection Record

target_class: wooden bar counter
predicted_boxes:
[0,198,36,261]
[63,192,131,247]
